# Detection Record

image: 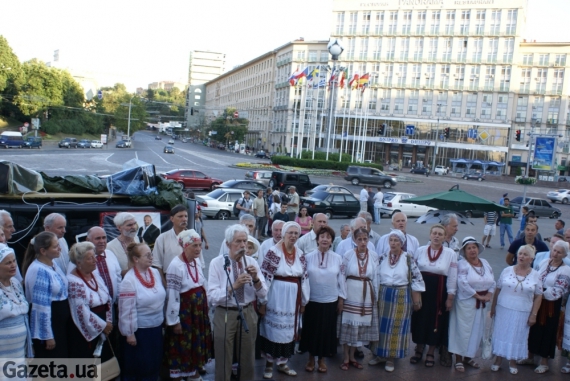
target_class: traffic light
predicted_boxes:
[444,127,450,139]
[515,130,521,141]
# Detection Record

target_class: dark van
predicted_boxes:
[0,132,25,148]
[25,137,42,149]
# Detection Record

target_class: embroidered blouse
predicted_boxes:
[377,251,425,292]
[413,245,458,295]
[67,272,112,342]
[25,260,68,340]
[304,249,343,303]
[0,278,29,321]
[165,256,206,326]
[118,268,166,337]
[537,260,570,301]
[496,266,543,312]
[456,258,496,301]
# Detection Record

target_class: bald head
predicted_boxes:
[87,226,107,254]
[312,213,328,233]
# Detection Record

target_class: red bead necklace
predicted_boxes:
[182,253,199,283]
[282,242,296,266]
[76,269,98,292]
[134,267,156,289]
[428,245,443,262]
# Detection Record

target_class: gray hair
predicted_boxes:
[517,244,536,259]
[69,241,95,265]
[44,213,66,228]
[313,213,328,221]
[239,213,256,225]
[553,240,570,257]
[340,223,349,231]
[272,219,285,228]
[114,212,135,227]
[391,212,407,222]
[357,211,373,222]
[0,210,11,227]
[349,217,367,230]
[440,213,458,227]
[225,224,249,243]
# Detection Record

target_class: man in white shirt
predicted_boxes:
[333,224,350,252]
[358,211,381,247]
[373,187,384,225]
[359,185,369,212]
[219,214,261,259]
[236,191,254,218]
[296,213,328,254]
[86,226,122,305]
[336,217,377,257]
[441,213,460,254]
[0,210,22,282]
[286,186,300,221]
[259,220,285,265]
[43,213,70,274]
[107,212,140,274]
[152,204,188,282]
[208,224,268,381]
[375,212,420,257]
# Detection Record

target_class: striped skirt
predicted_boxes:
[0,315,28,359]
[375,285,412,359]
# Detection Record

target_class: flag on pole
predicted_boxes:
[358,73,370,93]
[289,67,308,86]
[349,73,360,90]
[306,67,320,88]
[339,68,348,89]
[328,70,337,90]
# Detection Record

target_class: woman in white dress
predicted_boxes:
[67,242,113,361]
[259,221,309,378]
[374,229,424,373]
[448,237,496,372]
[299,226,343,374]
[410,224,457,367]
[490,244,542,374]
[119,242,166,381]
[518,240,570,373]
[338,227,379,371]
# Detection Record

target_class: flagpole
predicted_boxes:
[339,91,346,163]
[361,90,370,162]
[325,40,343,161]
[290,89,298,158]
[311,73,321,160]
[298,79,307,159]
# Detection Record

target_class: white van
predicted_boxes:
[0,132,25,148]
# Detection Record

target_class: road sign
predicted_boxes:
[31,118,40,130]
[233,111,239,118]
[97,90,103,100]
[101,134,107,144]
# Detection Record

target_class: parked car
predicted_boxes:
[116,140,129,148]
[463,172,485,181]
[410,167,429,175]
[304,184,352,197]
[58,137,78,148]
[300,190,360,219]
[509,196,562,218]
[168,139,175,145]
[25,137,42,149]
[268,171,319,195]
[164,145,174,154]
[434,165,448,175]
[160,169,222,191]
[547,189,570,204]
[255,150,270,159]
[90,140,103,148]
[77,139,92,148]
[381,192,438,217]
[344,166,397,188]
[0,131,24,148]
[155,135,162,140]
[244,170,273,186]
[197,189,252,220]
[215,180,268,194]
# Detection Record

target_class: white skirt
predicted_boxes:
[448,297,487,358]
[260,278,299,344]
[492,304,530,360]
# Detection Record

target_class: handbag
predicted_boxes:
[98,339,120,381]
[481,314,494,359]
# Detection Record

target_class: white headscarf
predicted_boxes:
[388,229,406,245]
[177,229,201,248]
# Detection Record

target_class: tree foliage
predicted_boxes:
[206,108,249,143]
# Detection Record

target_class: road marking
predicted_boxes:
[149,149,171,164]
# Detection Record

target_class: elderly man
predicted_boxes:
[533,233,570,270]
[0,210,22,281]
[335,217,377,258]
[375,212,420,255]
[286,186,300,221]
[208,224,268,381]
[152,204,190,280]
[43,213,70,273]
[84,226,122,304]
[107,212,140,274]
[441,213,460,253]
[296,213,328,254]
[259,220,285,265]
[506,222,549,265]
[137,214,160,248]
[219,214,261,258]
[333,224,350,252]
[358,211,381,247]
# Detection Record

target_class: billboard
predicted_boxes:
[532,136,556,171]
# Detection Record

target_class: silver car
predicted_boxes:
[197,189,251,220]
[547,189,570,204]
[244,170,272,186]
[509,196,562,218]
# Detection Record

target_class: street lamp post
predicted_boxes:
[521,119,540,207]
[430,103,442,174]
[325,39,344,161]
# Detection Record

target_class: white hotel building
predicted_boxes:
[327,0,570,176]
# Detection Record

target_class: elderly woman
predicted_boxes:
[119,243,166,381]
[517,240,570,373]
[448,237,496,372]
[23,231,70,358]
[164,230,212,380]
[107,212,140,273]
[373,229,424,372]
[0,245,32,363]
[410,224,457,367]
[259,221,309,378]
[338,227,379,371]
[490,245,542,374]
[67,242,113,360]
[299,226,342,373]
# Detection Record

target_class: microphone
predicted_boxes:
[223,252,230,270]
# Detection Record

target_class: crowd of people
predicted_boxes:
[2,202,570,380]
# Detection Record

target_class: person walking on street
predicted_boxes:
[286,187,300,222]
[367,187,375,217]
[482,211,498,248]
[499,198,515,249]
[359,185,369,212]
[373,187,383,225]
[236,191,254,218]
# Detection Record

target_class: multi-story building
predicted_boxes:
[326,0,570,176]
[148,81,186,91]
[185,50,226,128]
[204,39,329,152]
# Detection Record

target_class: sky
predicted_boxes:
[1,0,568,92]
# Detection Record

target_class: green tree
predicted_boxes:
[0,35,24,102]
[113,95,148,134]
[207,108,249,143]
